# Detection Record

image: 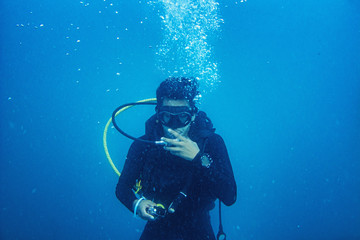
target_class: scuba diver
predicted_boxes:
[115,77,237,240]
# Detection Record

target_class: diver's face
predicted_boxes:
[160,98,195,138]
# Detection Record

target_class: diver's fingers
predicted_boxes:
[138,200,156,212]
[163,146,182,153]
[138,201,156,221]
[140,208,155,221]
[161,137,180,144]
[145,201,157,209]
[161,137,183,146]
[168,128,187,141]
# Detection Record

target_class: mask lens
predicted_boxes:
[158,107,193,128]
[160,112,171,125]
[178,113,191,125]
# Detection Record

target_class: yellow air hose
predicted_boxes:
[103,98,157,176]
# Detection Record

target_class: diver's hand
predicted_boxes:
[161,128,200,161]
[134,199,156,221]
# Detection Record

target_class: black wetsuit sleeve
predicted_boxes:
[192,134,237,206]
[115,141,146,212]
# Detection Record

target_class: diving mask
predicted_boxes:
[157,106,194,129]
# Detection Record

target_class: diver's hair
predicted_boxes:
[156,77,199,107]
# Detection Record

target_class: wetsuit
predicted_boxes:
[116,111,237,240]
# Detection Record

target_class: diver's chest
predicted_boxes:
[144,153,191,185]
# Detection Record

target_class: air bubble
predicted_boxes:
[148,0,221,93]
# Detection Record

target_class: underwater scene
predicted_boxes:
[1,0,360,239]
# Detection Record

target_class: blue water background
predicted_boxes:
[1,0,360,239]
